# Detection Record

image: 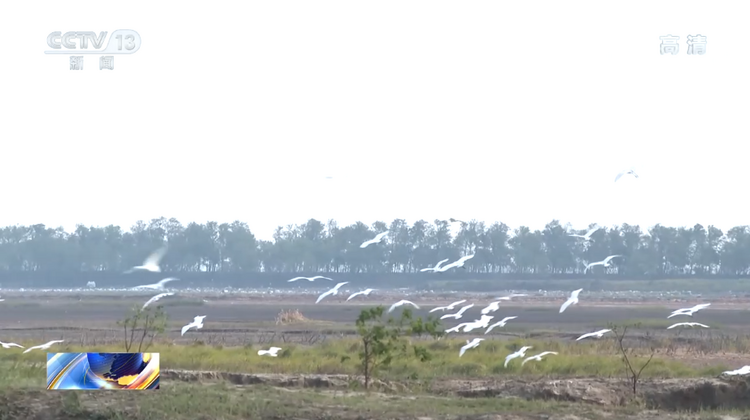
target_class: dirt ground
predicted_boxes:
[1,292,749,347]
[160,369,750,410]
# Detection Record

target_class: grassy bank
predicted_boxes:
[1,374,748,420]
[0,336,729,382]
[0,381,640,420]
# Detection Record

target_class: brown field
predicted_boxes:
[1,292,750,419]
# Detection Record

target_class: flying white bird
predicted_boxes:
[459,338,484,357]
[722,365,750,376]
[522,351,558,366]
[481,301,502,315]
[388,299,419,313]
[0,341,24,349]
[437,254,475,272]
[181,316,206,336]
[133,277,180,291]
[440,303,474,320]
[429,299,468,313]
[473,315,495,328]
[584,255,622,273]
[569,226,601,241]
[287,276,333,283]
[667,322,710,329]
[485,316,518,334]
[86,281,96,288]
[257,347,282,357]
[559,288,583,313]
[464,315,495,332]
[142,292,175,309]
[446,322,476,333]
[575,329,612,341]
[360,232,389,248]
[316,282,350,304]
[495,294,528,301]
[124,246,167,273]
[22,340,64,354]
[346,288,375,301]
[420,258,450,273]
[667,303,711,319]
[504,346,533,367]
[615,168,639,182]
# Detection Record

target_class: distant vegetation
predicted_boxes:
[0,217,748,287]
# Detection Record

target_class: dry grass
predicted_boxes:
[275,308,309,325]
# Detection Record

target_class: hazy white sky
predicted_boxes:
[1,1,747,241]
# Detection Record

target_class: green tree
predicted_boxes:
[3,216,750,282]
[354,306,442,389]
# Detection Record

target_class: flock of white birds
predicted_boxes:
[2,170,749,375]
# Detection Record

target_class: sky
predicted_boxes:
[1,1,747,241]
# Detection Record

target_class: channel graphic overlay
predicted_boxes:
[47,353,159,390]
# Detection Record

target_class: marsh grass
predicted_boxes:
[0,337,730,380]
[0,361,46,388]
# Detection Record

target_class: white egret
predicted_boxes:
[615,168,639,182]
[667,303,711,319]
[481,301,502,315]
[504,346,533,367]
[360,232,388,248]
[133,277,180,291]
[0,341,24,349]
[446,322,475,333]
[388,299,419,313]
[419,258,450,273]
[429,299,468,313]
[569,226,601,241]
[258,347,283,357]
[495,294,528,301]
[181,316,206,336]
[559,288,583,313]
[22,340,64,354]
[459,338,484,357]
[124,246,167,274]
[522,351,558,366]
[287,276,333,283]
[440,303,474,320]
[723,365,750,376]
[667,322,709,329]
[436,254,475,272]
[485,316,518,334]
[464,315,495,332]
[584,255,622,273]
[316,282,350,304]
[575,329,612,341]
[142,292,175,309]
[346,288,375,301]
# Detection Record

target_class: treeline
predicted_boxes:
[0,217,748,286]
